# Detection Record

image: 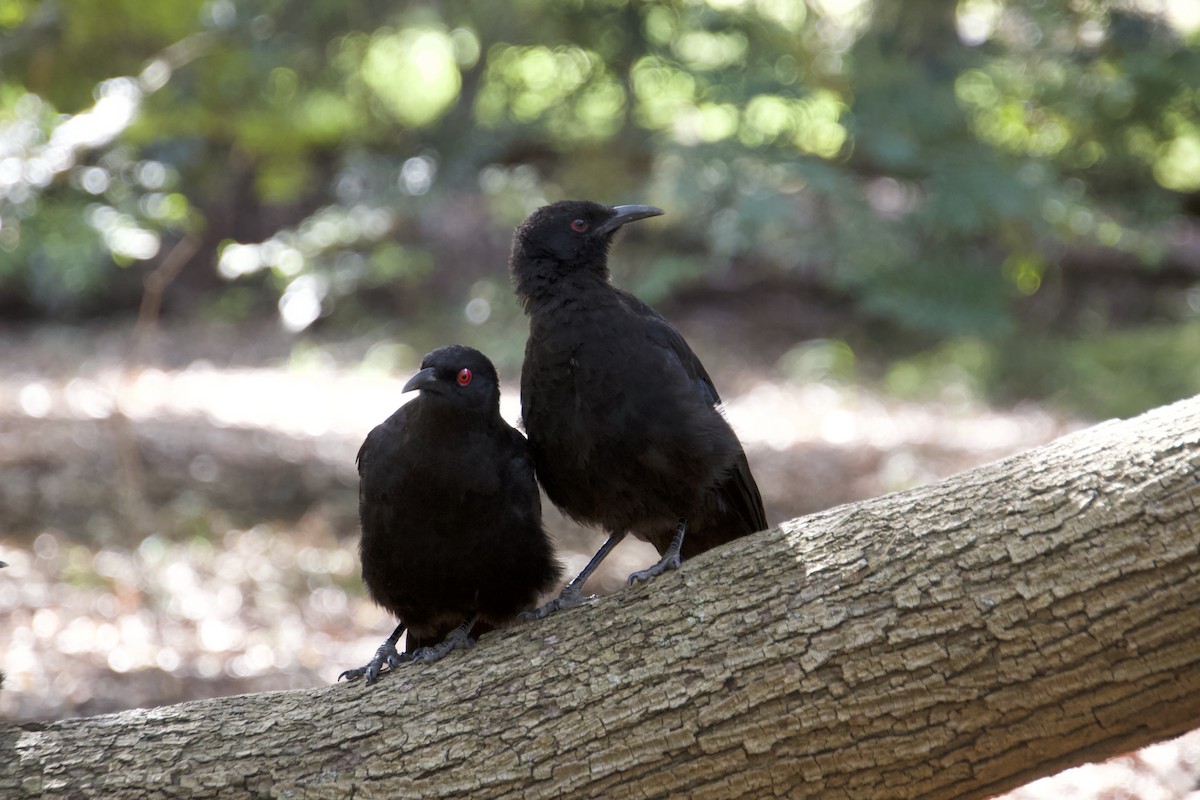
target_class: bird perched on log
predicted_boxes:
[511,200,768,615]
[340,345,562,684]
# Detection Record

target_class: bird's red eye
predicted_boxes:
[570,219,588,233]
[456,368,472,386]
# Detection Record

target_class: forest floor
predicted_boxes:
[0,318,1197,798]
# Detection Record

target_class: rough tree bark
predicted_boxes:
[3,395,1199,800]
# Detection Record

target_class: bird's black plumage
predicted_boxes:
[511,201,768,612]
[340,345,562,683]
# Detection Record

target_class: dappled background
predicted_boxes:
[2,0,1200,794]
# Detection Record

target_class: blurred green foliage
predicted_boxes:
[881,322,1200,419]
[1,0,1199,414]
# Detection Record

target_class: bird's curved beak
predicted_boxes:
[595,204,665,236]
[403,367,439,394]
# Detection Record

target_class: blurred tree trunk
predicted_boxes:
[3,396,1199,800]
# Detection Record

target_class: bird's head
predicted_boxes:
[509,200,664,306]
[403,345,501,414]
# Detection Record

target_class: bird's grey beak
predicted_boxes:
[595,204,665,236]
[403,367,439,394]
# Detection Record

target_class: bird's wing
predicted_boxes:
[614,288,723,405]
[356,405,409,476]
[615,289,768,534]
[355,433,372,473]
[723,449,769,533]
[501,423,540,498]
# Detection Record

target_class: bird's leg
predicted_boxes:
[627,517,686,585]
[339,621,407,685]
[410,615,478,664]
[520,531,627,619]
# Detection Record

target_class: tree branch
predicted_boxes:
[4,395,1199,799]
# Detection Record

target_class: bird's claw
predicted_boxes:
[520,586,596,620]
[339,642,407,684]
[627,553,682,585]
[410,627,475,664]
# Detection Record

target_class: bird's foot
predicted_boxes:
[521,532,625,619]
[628,518,686,585]
[627,551,682,585]
[410,624,475,664]
[519,584,596,620]
[339,637,407,685]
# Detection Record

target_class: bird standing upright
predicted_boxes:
[340,345,562,684]
[511,200,768,615]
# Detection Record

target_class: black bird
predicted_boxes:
[511,200,768,614]
[340,345,562,684]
